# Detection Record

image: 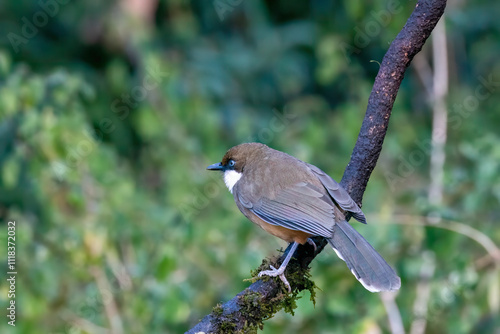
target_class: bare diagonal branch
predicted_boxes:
[341,0,448,203]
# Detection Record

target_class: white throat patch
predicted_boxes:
[224,170,242,194]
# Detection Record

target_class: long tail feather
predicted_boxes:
[328,220,401,292]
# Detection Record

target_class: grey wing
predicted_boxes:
[307,163,366,224]
[237,182,336,238]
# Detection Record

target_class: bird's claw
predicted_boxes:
[258,265,291,293]
[307,238,317,253]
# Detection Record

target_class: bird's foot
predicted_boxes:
[258,265,291,292]
[306,238,317,253]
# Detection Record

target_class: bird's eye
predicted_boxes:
[228,159,236,168]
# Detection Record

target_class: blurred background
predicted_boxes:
[0,0,499,333]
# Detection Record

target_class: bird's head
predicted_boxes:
[207,143,268,193]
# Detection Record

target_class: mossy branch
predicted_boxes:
[186,0,447,332]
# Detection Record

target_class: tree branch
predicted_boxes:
[187,0,447,332]
[341,0,447,203]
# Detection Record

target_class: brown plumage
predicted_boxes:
[207,143,400,293]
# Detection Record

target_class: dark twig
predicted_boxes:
[186,0,447,332]
[341,0,447,204]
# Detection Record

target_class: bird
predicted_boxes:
[207,142,400,293]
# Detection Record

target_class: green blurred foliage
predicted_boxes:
[0,0,499,333]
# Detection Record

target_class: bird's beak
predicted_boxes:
[207,162,223,171]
